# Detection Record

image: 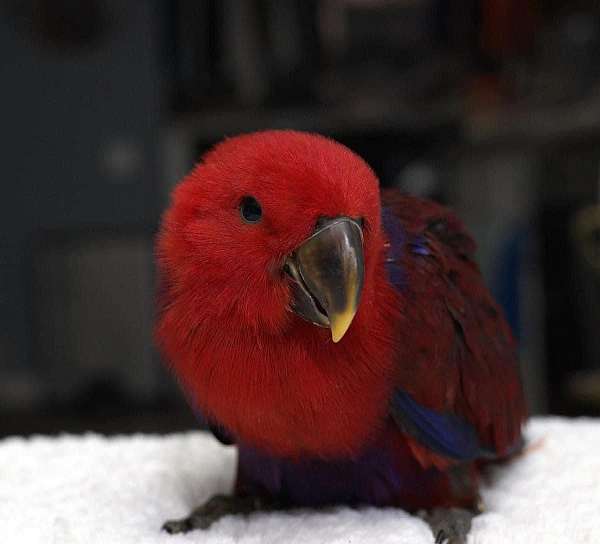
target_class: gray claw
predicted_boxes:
[162,519,192,534]
[421,507,476,544]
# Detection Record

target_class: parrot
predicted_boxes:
[156,130,527,543]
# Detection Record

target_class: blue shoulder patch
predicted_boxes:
[382,208,432,291]
[408,235,431,256]
[381,207,406,290]
[391,389,495,461]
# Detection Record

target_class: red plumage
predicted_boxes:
[156,130,526,512]
[382,191,526,468]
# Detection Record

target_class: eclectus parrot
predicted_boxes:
[156,131,526,543]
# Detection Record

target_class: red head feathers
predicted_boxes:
[156,130,398,457]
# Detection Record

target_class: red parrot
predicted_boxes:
[156,130,526,543]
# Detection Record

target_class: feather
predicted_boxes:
[381,191,526,463]
[390,389,494,461]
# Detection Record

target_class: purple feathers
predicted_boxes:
[236,442,438,508]
[382,206,406,290]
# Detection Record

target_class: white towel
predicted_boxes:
[0,417,597,544]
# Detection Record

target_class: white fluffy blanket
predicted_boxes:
[1,418,596,543]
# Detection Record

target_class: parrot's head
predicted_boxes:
[157,130,385,344]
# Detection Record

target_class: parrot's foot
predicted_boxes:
[420,507,477,544]
[162,494,276,534]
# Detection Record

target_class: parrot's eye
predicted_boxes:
[240,196,263,223]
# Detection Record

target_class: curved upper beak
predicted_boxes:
[285,217,364,343]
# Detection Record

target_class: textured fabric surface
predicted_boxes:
[0,418,597,543]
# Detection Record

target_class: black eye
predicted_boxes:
[240,196,262,223]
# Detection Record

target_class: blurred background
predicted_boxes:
[2,0,600,437]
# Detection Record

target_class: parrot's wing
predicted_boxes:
[381,191,526,466]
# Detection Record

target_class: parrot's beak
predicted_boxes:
[285,217,364,343]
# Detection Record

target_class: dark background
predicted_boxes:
[2,0,600,437]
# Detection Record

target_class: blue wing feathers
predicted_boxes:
[391,390,494,461]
